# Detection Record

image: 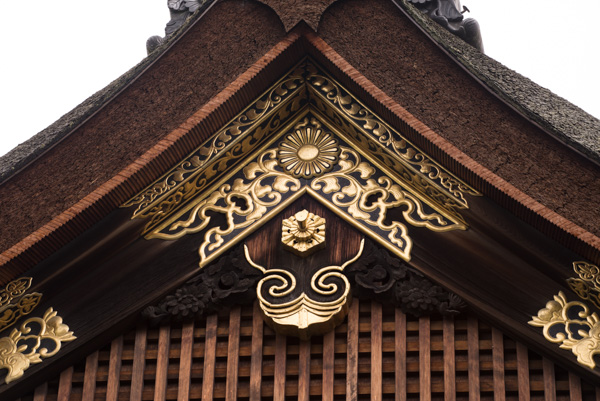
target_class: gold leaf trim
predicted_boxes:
[529,291,600,369]
[0,308,76,384]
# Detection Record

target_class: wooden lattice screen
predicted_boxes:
[14,300,600,401]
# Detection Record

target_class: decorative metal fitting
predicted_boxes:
[282,210,326,256]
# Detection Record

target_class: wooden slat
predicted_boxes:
[419,317,431,401]
[226,307,241,401]
[372,302,383,401]
[596,386,600,401]
[569,372,582,401]
[467,317,480,401]
[323,330,335,401]
[33,382,48,401]
[542,357,556,401]
[299,340,311,401]
[178,321,194,401]
[396,309,407,401]
[154,325,171,401]
[443,317,455,401]
[202,314,218,401]
[516,342,530,401]
[274,333,287,401]
[249,302,263,401]
[106,335,123,401]
[81,351,98,401]
[492,328,505,401]
[57,367,73,401]
[131,325,147,401]
[347,299,359,401]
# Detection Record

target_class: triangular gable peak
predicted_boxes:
[1,17,600,399]
[124,59,477,265]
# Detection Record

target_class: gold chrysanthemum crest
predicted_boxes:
[278,118,340,179]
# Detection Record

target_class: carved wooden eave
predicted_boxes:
[1,3,600,398]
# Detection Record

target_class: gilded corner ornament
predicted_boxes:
[0,308,76,384]
[529,291,600,369]
[567,261,600,309]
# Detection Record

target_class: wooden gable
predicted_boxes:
[1,1,600,400]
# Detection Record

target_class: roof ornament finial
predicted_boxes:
[146,0,206,54]
[407,0,483,52]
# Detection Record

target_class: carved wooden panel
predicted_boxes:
[13,301,600,401]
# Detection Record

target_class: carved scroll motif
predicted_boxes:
[305,62,479,211]
[123,63,307,233]
[0,277,42,334]
[148,117,465,266]
[0,308,76,384]
[568,261,600,309]
[529,291,600,369]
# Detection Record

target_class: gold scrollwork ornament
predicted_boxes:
[0,277,42,334]
[0,308,76,384]
[567,261,600,309]
[529,291,600,369]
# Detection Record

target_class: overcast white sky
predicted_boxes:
[0,0,598,158]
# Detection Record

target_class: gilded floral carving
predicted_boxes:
[529,291,600,369]
[567,261,600,309]
[0,308,76,384]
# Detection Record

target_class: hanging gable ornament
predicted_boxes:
[124,59,478,266]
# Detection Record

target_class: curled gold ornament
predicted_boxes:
[0,308,76,384]
[245,239,364,340]
[529,291,600,369]
[567,261,600,309]
[123,64,307,221]
[0,277,42,334]
[0,277,33,309]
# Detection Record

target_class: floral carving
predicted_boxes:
[142,245,261,325]
[0,308,76,384]
[346,239,464,317]
[529,291,600,369]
